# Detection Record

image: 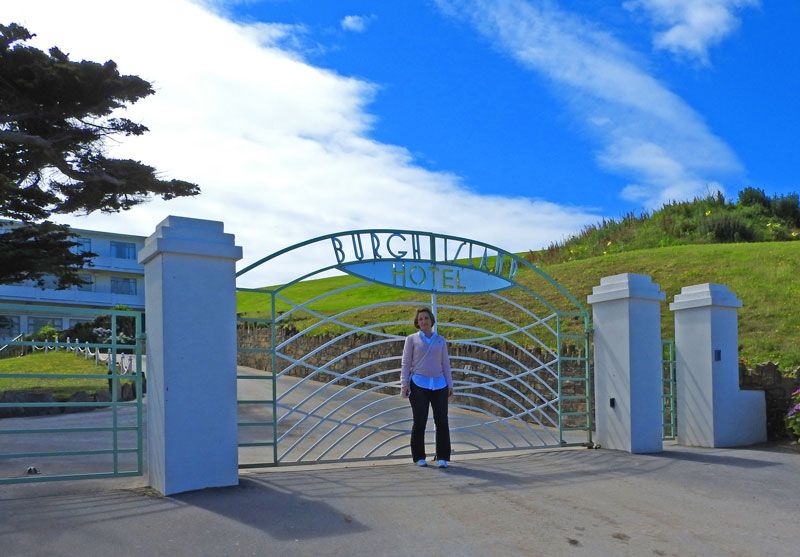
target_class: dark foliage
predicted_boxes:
[738,186,770,210]
[699,213,755,242]
[0,220,88,287]
[770,193,800,227]
[52,311,137,345]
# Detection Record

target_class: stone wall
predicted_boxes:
[740,362,800,440]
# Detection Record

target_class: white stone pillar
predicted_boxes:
[138,216,243,495]
[588,273,665,453]
[669,284,766,447]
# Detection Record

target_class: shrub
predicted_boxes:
[770,193,800,227]
[699,213,755,242]
[738,186,770,209]
[29,324,61,342]
[60,314,137,347]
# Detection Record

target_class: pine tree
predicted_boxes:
[0,23,199,286]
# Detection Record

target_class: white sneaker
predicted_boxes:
[416,459,427,467]
[437,459,448,468]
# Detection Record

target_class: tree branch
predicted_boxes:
[0,129,126,186]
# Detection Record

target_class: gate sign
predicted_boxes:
[331,231,518,294]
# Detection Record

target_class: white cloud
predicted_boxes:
[341,14,375,33]
[436,0,743,209]
[624,0,759,64]
[5,0,600,286]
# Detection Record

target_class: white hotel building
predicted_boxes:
[0,224,145,339]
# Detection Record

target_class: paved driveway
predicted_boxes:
[1,443,797,557]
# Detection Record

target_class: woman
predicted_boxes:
[400,307,453,468]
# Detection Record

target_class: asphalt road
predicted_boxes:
[1,442,798,557]
[3,365,797,556]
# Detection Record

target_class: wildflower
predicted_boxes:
[704,210,712,216]
[788,389,800,439]
[606,240,612,246]
[792,231,798,237]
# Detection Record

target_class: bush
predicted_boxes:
[700,213,755,242]
[60,314,137,347]
[29,324,61,342]
[738,186,770,209]
[770,193,800,227]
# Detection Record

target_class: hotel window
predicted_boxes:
[75,274,93,292]
[27,317,63,334]
[110,241,136,260]
[39,275,60,289]
[0,315,20,338]
[71,237,92,255]
[111,277,137,295]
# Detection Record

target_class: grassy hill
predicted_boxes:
[529,189,799,265]
[542,242,799,369]
[237,241,800,370]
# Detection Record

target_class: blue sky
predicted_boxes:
[221,0,798,213]
[6,1,799,284]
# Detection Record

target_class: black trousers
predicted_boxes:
[409,381,451,462]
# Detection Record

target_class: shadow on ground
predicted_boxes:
[174,477,369,540]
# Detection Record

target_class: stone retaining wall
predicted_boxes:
[740,362,800,440]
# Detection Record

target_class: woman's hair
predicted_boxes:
[413,307,435,329]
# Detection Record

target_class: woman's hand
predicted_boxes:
[401,386,410,398]
[448,388,454,398]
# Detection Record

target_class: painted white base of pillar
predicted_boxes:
[588,273,665,454]
[139,216,243,495]
[671,284,766,448]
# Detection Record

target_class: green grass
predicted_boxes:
[0,351,110,400]
[237,241,800,370]
[540,242,800,369]
[237,275,407,321]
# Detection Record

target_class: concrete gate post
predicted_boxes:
[669,284,766,447]
[138,216,243,495]
[588,273,665,453]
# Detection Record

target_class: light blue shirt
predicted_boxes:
[412,374,448,390]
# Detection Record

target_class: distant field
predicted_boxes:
[237,241,800,369]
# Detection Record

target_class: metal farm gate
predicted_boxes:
[234,230,593,468]
[0,304,144,484]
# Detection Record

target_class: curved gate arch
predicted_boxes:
[235,230,592,467]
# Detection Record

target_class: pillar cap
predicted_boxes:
[138,216,243,265]
[587,273,665,304]
[669,283,742,311]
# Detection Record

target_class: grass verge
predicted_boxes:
[0,351,110,400]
